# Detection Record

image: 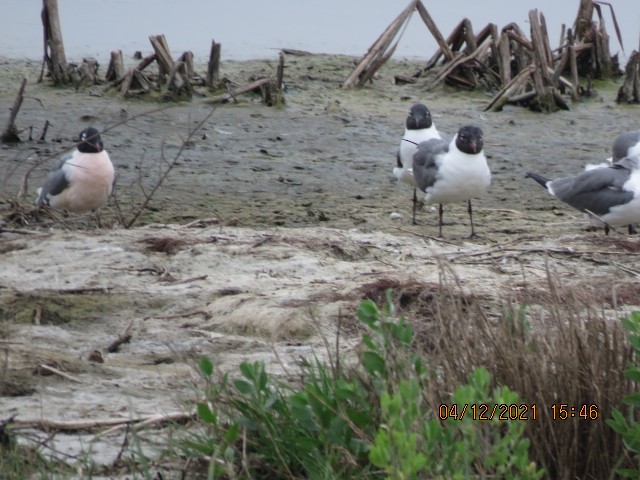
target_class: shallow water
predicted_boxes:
[1,0,636,63]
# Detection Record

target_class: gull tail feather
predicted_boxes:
[525,172,551,188]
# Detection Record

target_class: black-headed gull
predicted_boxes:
[412,125,491,237]
[36,127,115,214]
[392,103,442,224]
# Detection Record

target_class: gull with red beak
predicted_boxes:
[36,127,115,214]
[412,125,491,238]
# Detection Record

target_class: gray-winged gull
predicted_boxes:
[392,103,442,225]
[36,127,115,213]
[526,155,640,235]
[412,125,491,238]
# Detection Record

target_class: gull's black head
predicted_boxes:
[455,125,483,155]
[77,127,103,153]
[406,103,433,130]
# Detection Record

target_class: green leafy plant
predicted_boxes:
[608,311,640,478]
[183,290,542,479]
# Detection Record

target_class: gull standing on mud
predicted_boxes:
[412,125,491,238]
[36,127,115,214]
[526,155,640,235]
[392,103,442,224]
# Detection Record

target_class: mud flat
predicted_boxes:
[1,54,639,471]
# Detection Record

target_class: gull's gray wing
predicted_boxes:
[549,163,634,215]
[35,155,72,206]
[412,137,449,192]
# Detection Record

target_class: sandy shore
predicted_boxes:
[1,53,640,471]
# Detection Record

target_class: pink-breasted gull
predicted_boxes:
[36,127,115,214]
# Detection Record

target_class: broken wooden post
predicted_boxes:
[529,9,556,111]
[149,34,176,78]
[76,57,100,88]
[180,51,195,78]
[206,40,222,90]
[106,50,125,82]
[1,78,27,143]
[272,51,285,105]
[41,0,70,85]
[568,29,580,100]
[617,50,640,103]
[498,31,512,86]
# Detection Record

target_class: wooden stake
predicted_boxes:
[149,34,176,79]
[1,78,27,143]
[41,0,69,85]
[568,29,580,100]
[206,40,221,90]
[498,31,512,86]
[617,50,640,103]
[180,51,195,78]
[106,50,125,82]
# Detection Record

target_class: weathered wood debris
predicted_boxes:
[37,0,284,105]
[100,34,285,105]
[617,50,640,104]
[344,0,627,112]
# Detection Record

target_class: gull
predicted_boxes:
[412,125,491,237]
[526,155,640,235]
[36,127,115,214]
[392,103,442,224]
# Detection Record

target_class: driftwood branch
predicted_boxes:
[208,78,271,104]
[484,65,535,111]
[342,0,417,88]
[8,411,196,433]
[35,363,83,383]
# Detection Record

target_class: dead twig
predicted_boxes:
[106,319,134,353]
[35,364,83,383]
[8,411,195,434]
[122,107,217,228]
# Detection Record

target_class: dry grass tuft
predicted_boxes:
[382,266,636,479]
